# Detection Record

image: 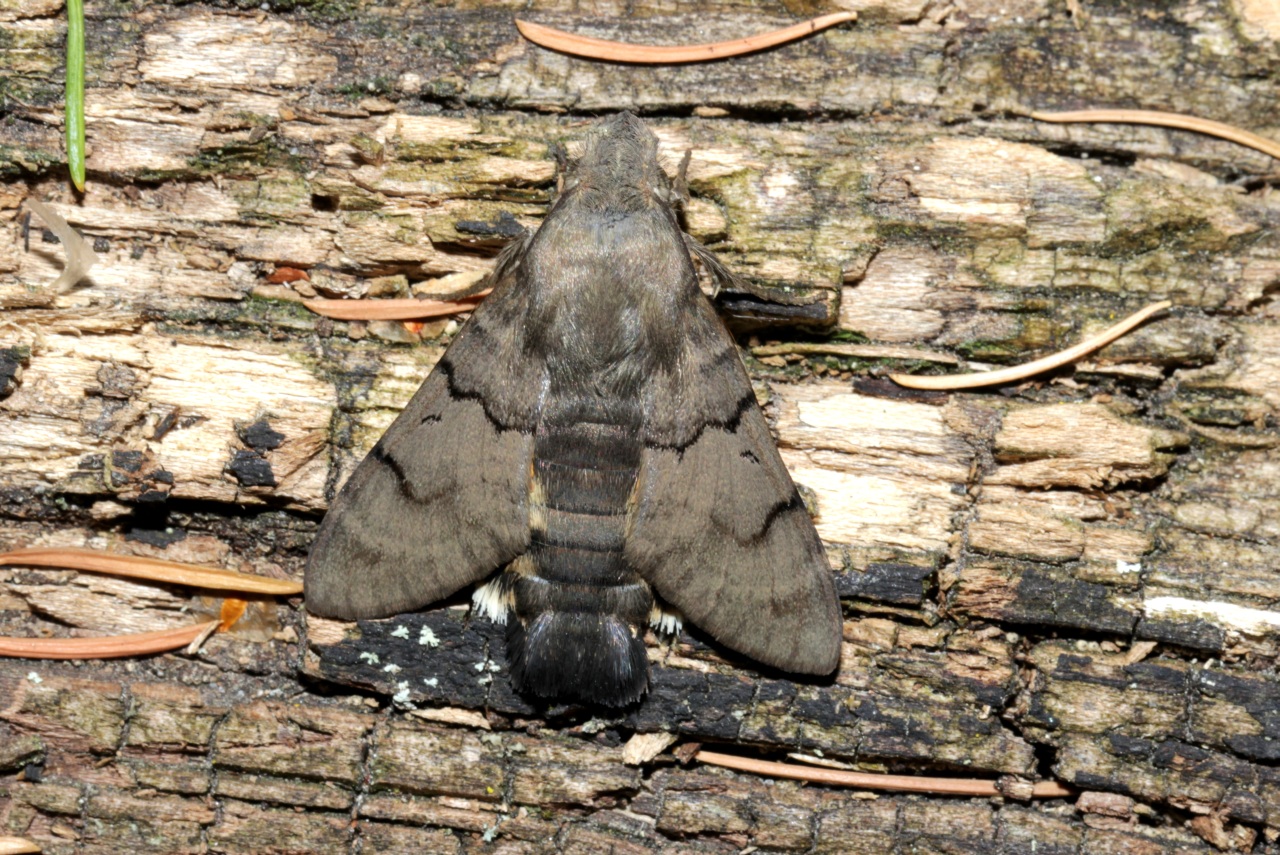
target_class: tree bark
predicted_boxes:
[2,0,1279,852]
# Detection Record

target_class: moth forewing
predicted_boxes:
[303,246,541,620]
[305,112,842,706]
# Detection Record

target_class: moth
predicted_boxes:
[306,113,842,707]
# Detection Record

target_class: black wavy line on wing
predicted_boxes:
[432,356,532,434]
[645,391,757,456]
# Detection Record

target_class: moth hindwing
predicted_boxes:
[305,112,842,706]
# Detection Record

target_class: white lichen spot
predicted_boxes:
[358,651,380,665]
[392,681,413,706]
[418,626,441,647]
[383,663,402,674]
[474,661,487,672]
[391,625,410,639]
[26,672,42,684]
[1116,560,1142,575]
[423,677,439,688]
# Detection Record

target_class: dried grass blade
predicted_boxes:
[515,12,856,64]
[25,200,98,293]
[0,620,220,660]
[1032,109,1280,161]
[890,301,1171,390]
[0,836,43,855]
[303,293,489,321]
[0,546,302,595]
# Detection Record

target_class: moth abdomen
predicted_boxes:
[535,459,635,514]
[535,507,627,555]
[510,575,652,621]
[505,412,656,705]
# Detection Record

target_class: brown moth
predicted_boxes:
[305,113,842,707]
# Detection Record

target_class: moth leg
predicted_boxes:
[673,149,693,202]
[684,235,741,299]
[551,142,569,197]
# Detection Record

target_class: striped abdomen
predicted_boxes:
[500,402,653,706]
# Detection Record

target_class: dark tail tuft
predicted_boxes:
[507,611,649,707]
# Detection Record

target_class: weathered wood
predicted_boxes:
[3,0,1279,851]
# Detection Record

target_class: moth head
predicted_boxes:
[561,112,682,210]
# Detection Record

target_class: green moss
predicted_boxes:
[0,143,62,178]
[422,76,461,99]
[955,338,1022,362]
[226,175,314,215]
[258,0,358,19]
[336,76,395,100]
[350,134,384,164]
[153,293,319,336]
[232,111,279,128]
[186,137,308,177]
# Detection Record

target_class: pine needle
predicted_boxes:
[303,293,490,321]
[515,12,857,64]
[0,620,220,660]
[0,546,302,595]
[697,751,1074,798]
[889,301,1171,390]
[1032,109,1280,162]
